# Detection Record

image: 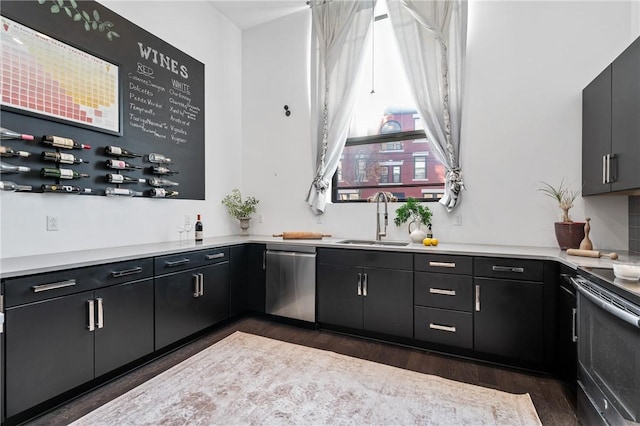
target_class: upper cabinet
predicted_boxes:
[583,36,640,196]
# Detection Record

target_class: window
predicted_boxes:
[332,0,445,203]
[414,156,426,180]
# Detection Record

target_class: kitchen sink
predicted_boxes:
[337,239,410,247]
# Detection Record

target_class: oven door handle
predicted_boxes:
[572,277,640,329]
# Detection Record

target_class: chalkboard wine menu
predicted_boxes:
[0,0,205,199]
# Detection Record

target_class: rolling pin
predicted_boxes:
[566,248,618,260]
[273,232,332,240]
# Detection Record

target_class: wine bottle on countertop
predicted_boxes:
[151,166,179,175]
[41,151,87,164]
[0,162,31,173]
[41,184,92,194]
[41,135,91,150]
[0,181,32,191]
[106,173,145,184]
[105,187,144,197]
[104,145,142,158]
[147,177,179,187]
[147,153,172,164]
[105,159,142,170]
[40,167,90,179]
[0,146,31,158]
[195,214,203,242]
[146,188,179,198]
[0,127,34,141]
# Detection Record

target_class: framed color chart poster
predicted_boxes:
[1,16,120,134]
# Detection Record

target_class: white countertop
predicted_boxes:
[0,234,634,279]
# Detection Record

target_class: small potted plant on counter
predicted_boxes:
[394,197,432,243]
[538,180,584,250]
[222,189,259,235]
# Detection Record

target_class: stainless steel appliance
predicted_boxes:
[265,244,316,323]
[572,268,640,425]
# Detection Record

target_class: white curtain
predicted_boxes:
[306,0,375,214]
[387,0,467,212]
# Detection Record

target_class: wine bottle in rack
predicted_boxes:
[0,146,31,158]
[41,151,87,164]
[151,166,179,175]
[105,187,144,197]
[147,177,179,187]
[0,181,32,192]
[0,162,31,174]
[147,153,172,164]
[0,127,35,141]
[105,145,142,158]
[195,214,203,242]
[41,135,91,150]
[105,173,146,184]
[105,159,142,170]
[41,184,92,194]
[40,167,90,179]
[146,188,179,198]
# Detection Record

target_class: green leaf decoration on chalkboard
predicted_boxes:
[38,0,119,42]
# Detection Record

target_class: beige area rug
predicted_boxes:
[71,332,542,425]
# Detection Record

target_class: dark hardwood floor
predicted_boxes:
[25,316,578,425]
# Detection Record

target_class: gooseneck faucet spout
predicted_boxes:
[375,191,389,241]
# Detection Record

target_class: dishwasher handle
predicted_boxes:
[266,250,316,259]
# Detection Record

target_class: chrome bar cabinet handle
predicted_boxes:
[87,300,95,332]
[32,279,76,293]
[199,273,204,296]
[206,253,225,260]
[429,288,456,296]
[193,274,200,297]
[362,273,368,297]
[475,285,481,312]
[428,261,456,268]
[357,273,362,296]
[165,258,190,268]
[111,267,143,278]
[571,307,577,343]
[429,323,457,333]
[603,154,608,184]
[492,266,524,273]
[96,298,104,329]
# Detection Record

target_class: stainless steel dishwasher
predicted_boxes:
[265,244,316,323]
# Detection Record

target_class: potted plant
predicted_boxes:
[221,189,259,235]
[394,197,432,243]
[538,180,585,250]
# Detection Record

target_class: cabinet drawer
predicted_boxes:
[414,306,473,349]
[318,248,412,271]
[414,272,473,312]
[154,248,229,275]
[3,258,153,308]
[474,257,543,281]
[414,254,472,275]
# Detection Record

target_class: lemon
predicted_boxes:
[423,238,433,246]
[431,238,439,246]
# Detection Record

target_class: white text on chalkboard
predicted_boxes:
[137,42,189,79]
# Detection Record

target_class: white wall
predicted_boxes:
[243,1,638,251]
[0,1,243,258]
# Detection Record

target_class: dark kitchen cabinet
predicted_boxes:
[414,254,474,349]
[3,259,154,419]
[229,245,248,317]
[583,36,640,195]
[473,257,544,364]
[154,248,229,350]
[247,243,266,313]
[317,249,413,338]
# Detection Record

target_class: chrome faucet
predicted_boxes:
[375,191,389,241]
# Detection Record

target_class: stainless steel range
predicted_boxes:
[573,267,640,425]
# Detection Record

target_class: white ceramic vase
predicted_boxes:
[239,217,251,235]
[408,220,426,243]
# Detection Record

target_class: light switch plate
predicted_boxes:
[47,215,59,231]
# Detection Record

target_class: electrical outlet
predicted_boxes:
[257,214,263,223]
[453,215,462,226]
[47,215,59,231]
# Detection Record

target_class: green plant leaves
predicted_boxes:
[39,0,119,42]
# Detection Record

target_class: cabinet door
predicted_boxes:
[317,263,363,330]
[582,65,612,196]
[94,279,154,377]
[363,268,413,338]
[197,262,230,330]
[5,292,94,418]
[474,277,544,364]
[154,271,198,350]
[229,245,248,316]
[612,37,640,192]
